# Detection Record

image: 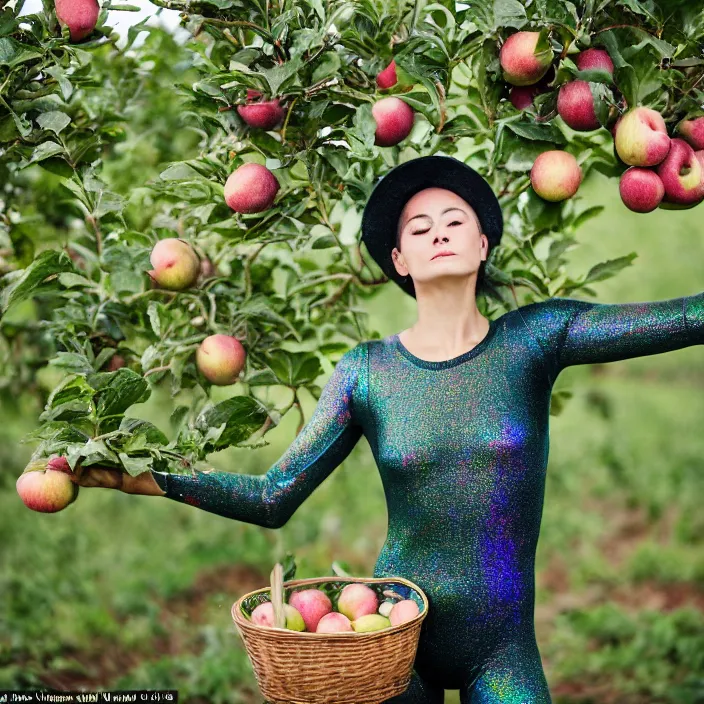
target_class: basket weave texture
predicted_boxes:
[231,574,429,704]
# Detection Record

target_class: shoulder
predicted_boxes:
[516,296,588,333]
[332,340,369,376]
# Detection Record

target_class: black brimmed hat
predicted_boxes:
[361,155,503,299]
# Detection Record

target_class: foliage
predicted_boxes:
[1,0,703,480]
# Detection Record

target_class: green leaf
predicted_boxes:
[571,205,605,230]
[36,111,71,135]
[147,301,162,337]
[266,349,322,386]
[57,272,94,289]
[40,375,95,422]
[491,0,527,31]
[0,37,41,67]
[23,141,66,167]
[505,120,566,144]
[49,352,95,375]
[118,417,169,450]
[193,396,269,452]
[1,249,75,317]
[582,253,637,284]
[90,368,151,419]
[119,453,154,477]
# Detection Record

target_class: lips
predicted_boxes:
[432,252,456,260]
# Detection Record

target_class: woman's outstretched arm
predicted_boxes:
[149,342,368,529]
[517,291,703,382]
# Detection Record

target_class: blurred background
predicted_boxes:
[1,2,703,703]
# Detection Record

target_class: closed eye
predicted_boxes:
[412,221,462,234]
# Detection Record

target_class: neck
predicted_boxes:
[404,277,489,356]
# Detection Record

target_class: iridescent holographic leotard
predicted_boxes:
[152,293,703,703]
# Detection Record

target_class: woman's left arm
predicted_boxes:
[517,291,703,380]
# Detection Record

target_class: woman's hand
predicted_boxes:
[70,465,166,496]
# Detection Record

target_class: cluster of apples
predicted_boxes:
[147,238,247,385]
[54,0,100,42]
[250,582,421,634]
[224,63,413,216]
[614,111,704,212]
[16,456,79,513]
[501,30,704,213]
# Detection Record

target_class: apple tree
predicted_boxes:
[1,0,703,499]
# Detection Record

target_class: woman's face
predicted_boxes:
[391,187,488,291]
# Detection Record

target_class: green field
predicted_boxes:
[1,171,703,703]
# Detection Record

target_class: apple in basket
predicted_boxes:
[316,611,354,633]
[351,614,392,632]
[337,583,379,621]
[389,599,420,626]
[288,588,333,632]
[251,601,305,631]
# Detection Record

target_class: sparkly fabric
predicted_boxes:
[152,293,703,702]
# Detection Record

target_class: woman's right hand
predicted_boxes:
[70,465,166,496]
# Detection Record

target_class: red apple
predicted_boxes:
[196,334,247,385]
[55,0,99,42]
[16,458,79,513]
[508,65,555,110]
[224,162,280,214]
[376,60,397,89]
[500,31,554,86]
[619,167,665,213]
[575,48,614,75]
[236,90,285,130]
[288,589,333,632]
[557,80,600,131]
[530,150,582,201]
[614,106,671,167]
[656,138,704,206]
[675,115,704,151]
[371,97,414,147]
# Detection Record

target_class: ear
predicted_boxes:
[391,247,408,277]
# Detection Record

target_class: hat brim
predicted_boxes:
[361,155,503,299]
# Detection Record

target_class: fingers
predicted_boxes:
[69,467,123,489]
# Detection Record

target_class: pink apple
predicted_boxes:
[316,611,353,633]
[614,107,671,167]
[656,138,704,206]
[337,583,379,621]
[508,65,555,110]
[55,0,99,42]
[530,150,583,201]
[236,90,285,130]
[196,334,247,386]
[557,80,600,131]
[676,116,704,151]
[224,162,280,214]
[575,48,614,75]
[371,97,414,147]
[149,238,200,291]
[250,601,305,630]
[16,459,79,513]
[500,31,554,86]
[376,60,397,89]
[619,167,665,213]
[388,599,420,626]
[288,589,333,633]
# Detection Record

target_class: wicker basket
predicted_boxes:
[231,571,429,704]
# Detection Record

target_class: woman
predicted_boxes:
[74,155,703,703]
